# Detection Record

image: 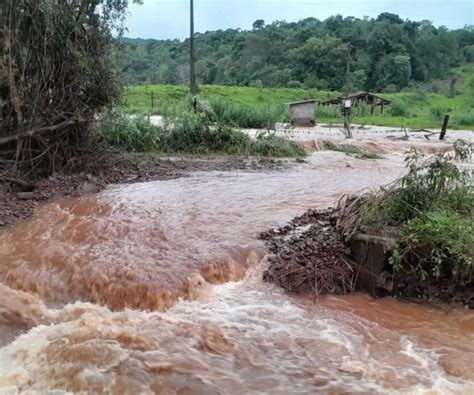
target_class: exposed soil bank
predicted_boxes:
[261,206,473,309]
[0,153,289,230]
[260,208,354,296]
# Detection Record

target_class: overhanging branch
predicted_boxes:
[0,118,89,146]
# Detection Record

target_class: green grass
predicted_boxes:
[97,107,306,157]
[122,65,474,130]
[322,141,382,160]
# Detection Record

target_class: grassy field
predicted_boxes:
[122,65,474,130]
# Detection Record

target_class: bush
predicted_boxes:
[429,106,450,121]
[384,150,473,223]
[1,0,130,176]
[98,107,306,157]
[356,149,473,282]
[317,105,339,119]
[251,132,307,157]
[287,80,303,89]
[454,112,474,126]
[98,110,160,152]
[389,101,410,117]
[393,209,473,281]
[207,97,284,128]
[322,141,382,160]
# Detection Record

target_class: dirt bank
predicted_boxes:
[261,206,473,309]
[0,153,290,230]
[260,208,354,296]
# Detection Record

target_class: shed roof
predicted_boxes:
[287,99,317,106]
[319,92,391,106]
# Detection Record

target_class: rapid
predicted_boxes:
[0,147,473,394]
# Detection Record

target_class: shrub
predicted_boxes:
[454,112,474,126]
[323,141,382,160]
[355,149,474,283]
[393,209,473,281]
[384,150,473,223]
[98,110,160,152]
[1,0,132,175]
[389,101,410,117]
[207,97,284,128]
[317,105,339,119]
[98,107,306,157]
[429,106,450,121]
[287,80,303,89]
[251,132,307,157]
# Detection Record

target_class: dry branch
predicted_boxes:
[0,119,88,146]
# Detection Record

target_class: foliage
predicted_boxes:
[122,66,474,130]
[322,141,382,160]
[98,109,160,152]
[207,97,285,128]
[392,209,473,281]
[354,149,473,283]
[388,101,410,117]
[98,107,306,157]
[118,14,474,92]
[0,0,139,176]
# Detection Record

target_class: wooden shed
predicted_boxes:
[288,99,316,126]
[319,92,391,114]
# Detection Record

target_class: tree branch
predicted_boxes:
[0,118,89,146]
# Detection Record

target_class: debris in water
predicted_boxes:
[259,208,355,296]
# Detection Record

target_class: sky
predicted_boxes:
[125,0,474,40]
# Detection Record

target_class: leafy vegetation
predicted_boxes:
[0,0,139,176]
[118,14,474,93]
[122,65,474,129]
[322,141,382,160]
[352,150,473,283]
[98,107,306,157]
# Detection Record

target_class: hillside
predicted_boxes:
[119,13,474,92]
[123,65,474,130]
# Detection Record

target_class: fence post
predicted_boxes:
[150,91,154,109]
[439,115,449,140]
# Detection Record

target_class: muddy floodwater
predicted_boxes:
[0,148,473,394]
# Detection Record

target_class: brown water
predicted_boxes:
[0,150,473,394]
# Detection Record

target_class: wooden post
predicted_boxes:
[190,0,197,98]
[151,91,154,109]
[344,44,353,138]
[439,115,449,140]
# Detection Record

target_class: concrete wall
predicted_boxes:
[290,102,315,126]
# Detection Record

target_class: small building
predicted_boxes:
[319,92,391,114]
[288,99,316,126]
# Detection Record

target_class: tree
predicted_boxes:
[376,12,404,24]
[117,15,473,92]
[253,19,265,30]
[0,0,141,175]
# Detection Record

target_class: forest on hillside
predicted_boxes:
[119,13,474,92]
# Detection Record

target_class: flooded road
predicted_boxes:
[0,150,473,394]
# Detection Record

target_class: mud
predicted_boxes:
[260,208,354,296]
[397,275,474,309]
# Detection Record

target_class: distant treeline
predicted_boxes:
[119,13,474,92]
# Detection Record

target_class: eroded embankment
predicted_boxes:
[260,204,474,308]
[260,208,354,295]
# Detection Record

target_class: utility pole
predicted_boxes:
[343,44,353,138]
[190,0,197,105]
